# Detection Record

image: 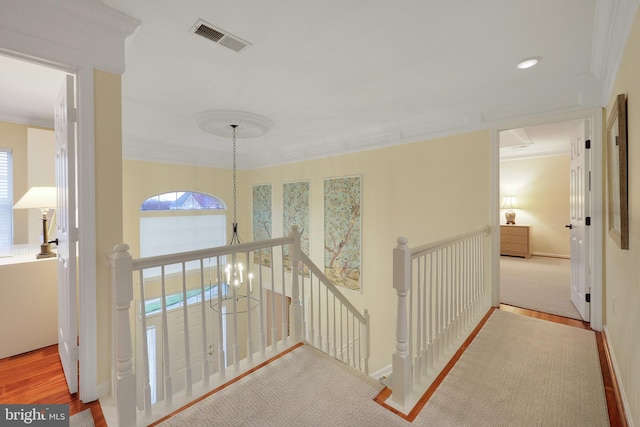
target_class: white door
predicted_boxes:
[55,74,79,394]
[568,120,590,321]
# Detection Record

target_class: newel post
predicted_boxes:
[392,236,412,407]
[289,226,303,342]
[111,244,136,427]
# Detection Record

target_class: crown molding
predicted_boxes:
[592,0,640,103]
[0,0,140,74]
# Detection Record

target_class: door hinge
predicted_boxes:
[585,139,591,149]
[586,217,591,226]
[585,293,591,303]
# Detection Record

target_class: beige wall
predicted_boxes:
[122,130,493,374]
[500,155,571,257]
[26,128,56,245]
[0,121,29,244]
[245,130,492,373]
[604,8,640,425]
[94,69,125,385]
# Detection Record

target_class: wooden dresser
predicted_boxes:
[500,225,531,258]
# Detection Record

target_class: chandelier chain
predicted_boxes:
[232,124,238,225]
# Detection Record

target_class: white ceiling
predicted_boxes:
[0,0,629,168]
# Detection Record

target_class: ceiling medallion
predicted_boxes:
[195,110,273,138]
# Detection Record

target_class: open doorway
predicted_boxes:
[0,53,80,393]
[498,120,587,320]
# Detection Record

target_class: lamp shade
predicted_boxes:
[501,196,518,210]
[13,187,57,209]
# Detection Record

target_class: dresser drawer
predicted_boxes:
[500,225,531,258]
[500,226,528,237]
[500,242,528,254]
[500,234,527,245]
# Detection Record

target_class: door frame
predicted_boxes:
[490,108,603,331]
[0,0,138,401]
[0,51,98,401]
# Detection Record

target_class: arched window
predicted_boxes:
[139,191,226,259]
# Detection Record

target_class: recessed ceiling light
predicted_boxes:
[517,57,540,69]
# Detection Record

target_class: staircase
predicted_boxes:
[107,226,491,426]
[108,227,369,426]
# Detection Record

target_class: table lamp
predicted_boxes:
[13,186,57,259]
[502,196,518,225]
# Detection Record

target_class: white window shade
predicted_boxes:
[0,149,13,255]
[140,214,226,258]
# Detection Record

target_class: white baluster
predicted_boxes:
[181,263,193,396]
[216,256,225,381]
[245,252,254,365]
[289,226,302,342]
[199,259,209,388]
[270,247,278,352]
[258,253,266,358]
[392,236,412,407]
[160,266,173,406]
[111,244,136,427]
[138,270,152,417]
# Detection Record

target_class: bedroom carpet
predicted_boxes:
[500,255,582,320]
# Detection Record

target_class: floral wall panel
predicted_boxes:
[283,181,310,272]
[324,176,361,292]
[252,184,272,266]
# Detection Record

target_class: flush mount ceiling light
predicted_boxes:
[517,57,540,70]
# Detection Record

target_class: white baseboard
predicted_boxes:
[97,380,111,400]
[602,326,634,427]
[370,364,392,381]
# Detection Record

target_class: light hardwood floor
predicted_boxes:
[0,305,625,427]
[0,344,106,426]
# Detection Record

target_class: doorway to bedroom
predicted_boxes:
[498,120,587,321]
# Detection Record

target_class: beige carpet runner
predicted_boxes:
[157,310,608,426]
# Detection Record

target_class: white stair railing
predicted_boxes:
[110,226,368,426]
[390,226,490,410]
[298,252,370,374]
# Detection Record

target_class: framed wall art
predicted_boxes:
[283,181,310,272]
[324,176,361,292]
[252,184,272,265]
[607,93,629,250]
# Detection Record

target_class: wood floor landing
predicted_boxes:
[0,345,106,427]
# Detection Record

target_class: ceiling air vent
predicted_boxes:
[191,19,250,53]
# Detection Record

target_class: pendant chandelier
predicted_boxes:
[225,124,250,288]
[194,111,272,314]
[210,124,257,314]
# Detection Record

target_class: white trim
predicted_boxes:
[592,0,640,104]
[490,129,501,307]
[588,108,604,331]
[369,364,392,381]
[77,65,98,402]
